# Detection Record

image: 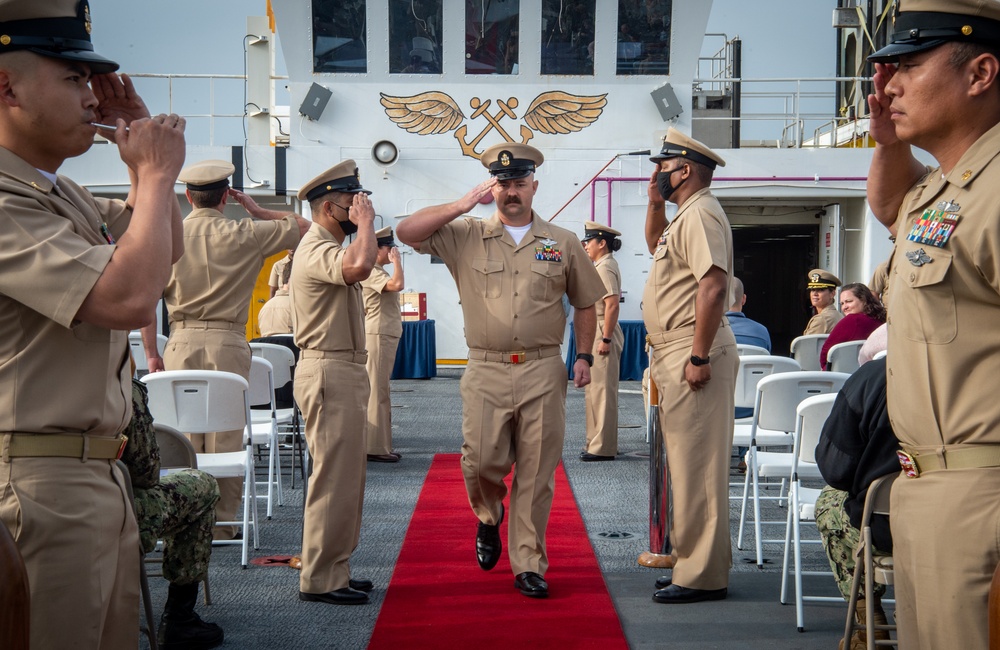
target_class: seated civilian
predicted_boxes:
[726,277,771,420]
[820,283,885,370]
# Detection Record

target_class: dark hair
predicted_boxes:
[280,257,293,286]
[949,41,1000,69]
[841,283,886,322]
[189,187,228,208]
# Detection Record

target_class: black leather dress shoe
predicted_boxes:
[580,452,614,462]
[475,505,504,571]
[367,453,399,463]
[390,451,403,459]
[654,576,671,589]
[652,584,727,604]
[299,588,369,605]
[349,578,373,593]
[514,572,549,598]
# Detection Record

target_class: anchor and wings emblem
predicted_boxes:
[379,90,608,159]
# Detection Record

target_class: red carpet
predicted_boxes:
[367,454,629,650]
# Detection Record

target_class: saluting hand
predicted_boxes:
[350,193,376,227]
[388,247,401,265]
[867,63,899,147]
[456,178,498,213]
[646,168,664,203]
[228,188,261,216]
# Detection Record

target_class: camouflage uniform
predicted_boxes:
[122,380,220,585]
[814,485,887,599]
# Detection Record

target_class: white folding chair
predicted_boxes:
[779,393,841,631]
[249,341,303,487]
[142,370,258,568]
[737,371,850,567]
[791,334,829,372]
[827,340,865,373]
[129,331,167,377]
[736,343,771,357]
[248,357,283,517]
[844,473,898,649]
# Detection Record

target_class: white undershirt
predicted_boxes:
[37,169,58,185]
[504,223,532,245]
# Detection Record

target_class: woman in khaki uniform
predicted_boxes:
[642,129,738,605]
[362,227,404,462]
[803,269,843,335]
[866,2,1000,646]
[580,222,624,461]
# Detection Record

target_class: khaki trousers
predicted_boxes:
[0,456,140,650]
[891,467,1000,649]
[163,327,251,539]
[294,356,369,593]
[585,322,623,456]
[365,332,400,456]
[459,355,567,576]
[648,326,737,590]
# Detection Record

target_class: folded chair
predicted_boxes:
[779,392,840,631]
[844,473,898,649]
[142,370,258,568]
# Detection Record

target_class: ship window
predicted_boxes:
[466,0,519,75]
[616,0,671,76]
[313,0,368,73]
[541,0,595,75]
[389,0,443,74]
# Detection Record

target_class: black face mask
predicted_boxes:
[656,167,684,201]
[332,202,358,236]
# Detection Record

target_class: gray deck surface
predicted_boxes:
[140,369,885,649]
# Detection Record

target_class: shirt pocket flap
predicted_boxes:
[530,261,562,278]
[901,250,951,288]
[472,257,504,275]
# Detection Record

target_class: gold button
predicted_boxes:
[910,273,915,281]
[0,35,10,46]
[513,292,518,296]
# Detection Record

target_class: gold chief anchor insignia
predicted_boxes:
[379,90,607,160]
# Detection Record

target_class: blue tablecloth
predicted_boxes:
[565,320,648,381]
[392,320,437,379]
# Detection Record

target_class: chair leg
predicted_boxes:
[752,446,765,568]
[844,545,865,647]
[140,557,158,650]
[793,496,805,632]
[780,486,795,605]
[737,453,752,550]
[242,448,253,569]
[202,576,212,606]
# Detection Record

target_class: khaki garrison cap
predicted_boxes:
[0,0,119,73]
[480,143,544,180]
[178,160,235,191]
[869,0,1000,62]
[581,221,622,243]
[375,226,396,247]
[298,159,371,202]
[806,269,842,290]
[649,128,726,170]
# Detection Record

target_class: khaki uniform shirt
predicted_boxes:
[887,121,1000,447]
[594,254,621,317]
[361,264,402,338]
[643,188,734,334]
[269,255,292,297]
[420,212,604,350]
[290,222,366,352]
[165,209,299,325]
[0,147,132,436]
[804,304,843,335]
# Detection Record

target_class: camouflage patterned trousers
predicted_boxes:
[814,485,886,600]
[135,469,219,586]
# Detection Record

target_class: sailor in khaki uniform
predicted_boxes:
[292,160,378,606]
[397,143,605,599]
[269,249,294,298]
[803,269,843,335]
[362,226,405,462]
[153,159,307,538]
[0,2,187,646]
[580,222,624,461]
[258,248,295,335]
[642,129,738,604]
[866,1,1000,646]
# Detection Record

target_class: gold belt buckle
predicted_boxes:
[510,352,525,364]
[897,450,920,478]
[116,435,129,460]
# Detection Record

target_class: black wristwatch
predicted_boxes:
[576,353,594,367]
[601,337,612,344]
[689,354,711,366]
